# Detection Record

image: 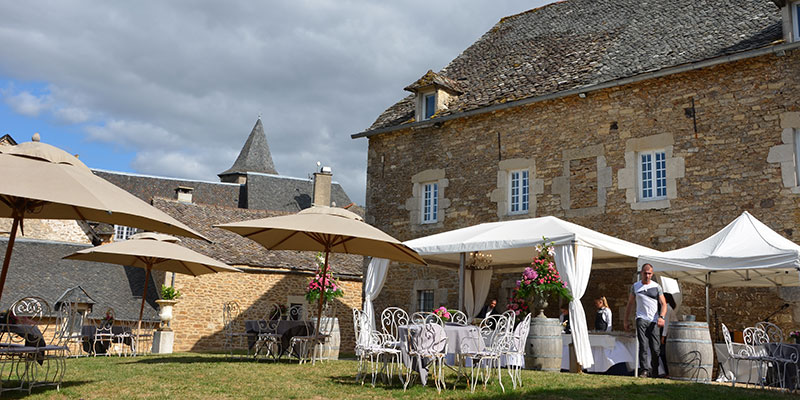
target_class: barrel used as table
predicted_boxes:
[525,317,562,371]
[665,321,713,382]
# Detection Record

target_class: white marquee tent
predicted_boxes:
[638,211,800,323]
[398,216,663,369]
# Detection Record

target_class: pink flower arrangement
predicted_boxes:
[508,238,572,310]
[304,253,344,304]
[433,306,452,321]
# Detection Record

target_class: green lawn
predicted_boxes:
[6,353,792,399]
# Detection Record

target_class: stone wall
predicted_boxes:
[0,219,91,244]
[170,267,362,353]
[365,49,800,339]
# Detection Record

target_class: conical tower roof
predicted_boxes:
[219,118,278,179]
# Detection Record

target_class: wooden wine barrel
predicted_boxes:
[313,317,340,360]
[525,317,562,371]
[665,321,713,382]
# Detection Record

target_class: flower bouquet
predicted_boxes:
[509,238,572,318]
[790,330,800,343]
[433,306,452,322]
[305,253,344,304]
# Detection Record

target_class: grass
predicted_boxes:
[6,353,793,399]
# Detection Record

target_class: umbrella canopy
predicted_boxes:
[64,232,239,330]
[0,136,209,302]
[215,205,425,348]
[215,205,426,265]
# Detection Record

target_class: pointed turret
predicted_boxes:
[218,118,278,184]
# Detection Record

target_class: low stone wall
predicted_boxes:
[169,267,362,354]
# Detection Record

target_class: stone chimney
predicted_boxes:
[312,167,332,207]
[175,186,194,203]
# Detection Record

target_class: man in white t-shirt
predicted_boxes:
[623,263,667,378]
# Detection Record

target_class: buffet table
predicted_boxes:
[561,332,636,373]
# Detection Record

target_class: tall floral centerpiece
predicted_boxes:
[508,239,572,318]
[305,253,344,305]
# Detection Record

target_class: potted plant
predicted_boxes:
[509,238,572,318]
[156,285,181,330]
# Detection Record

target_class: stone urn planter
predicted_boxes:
[156,299,178,331]
[527,293,550,319]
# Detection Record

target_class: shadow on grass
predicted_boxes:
[329,373,789,399]
[128,354,312,365]
[2,380,92,399]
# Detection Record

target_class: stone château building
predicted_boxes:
[353,0,800,338]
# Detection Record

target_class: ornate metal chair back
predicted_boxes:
[222,301,241,336]
[380,307,408,340]
[410,311,444,327]
[450,310,469,325]
[756,321,784,343]
[9,296,50,347]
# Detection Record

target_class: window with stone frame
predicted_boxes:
[421,182,439,223]
[638,150,668,201]
[508,169,530,215]
[417,289,434,312]
[114,225,137,241]
[794,2,800,42]
[794,129,800,186]
[423,93,436,120]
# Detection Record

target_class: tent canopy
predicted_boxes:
[638,211,800,288]
[404,216,662,271]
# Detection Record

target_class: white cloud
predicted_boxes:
[3,90,50,116]
[0,1,554,204]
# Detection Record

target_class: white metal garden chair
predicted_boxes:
[222,301,249,359]
[504,312,531,389]
[404,313,448,393]
[462,312,513,393]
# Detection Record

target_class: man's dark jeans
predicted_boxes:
[636,318,660,375]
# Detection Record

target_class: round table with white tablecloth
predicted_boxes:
[398,323,483,386]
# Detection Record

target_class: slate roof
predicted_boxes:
[245,172,354,212]
[0,238,160,321]
[219,118,279,178]
[150,197,364,276]
[365,0,782,133]
[94,169,244,208]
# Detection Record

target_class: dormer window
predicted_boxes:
[404,70,463,123]
[794,2,800,42]
[424,93,436,120]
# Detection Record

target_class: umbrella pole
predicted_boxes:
[0,214,22,304]
[138,266,152,340]
[315,251,329,334]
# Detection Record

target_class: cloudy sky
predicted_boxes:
[0,1,552,205]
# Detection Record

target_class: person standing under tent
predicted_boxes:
[594,296,612,332]
[623,263,667,378]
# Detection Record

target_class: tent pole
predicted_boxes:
[705,273,711,324]
[458,253,466,312]
[633,267,639,378]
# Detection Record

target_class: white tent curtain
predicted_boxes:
[470,269,493,319]
[463,269,493,319]
[554,244,594,368]
[363,257,390,336]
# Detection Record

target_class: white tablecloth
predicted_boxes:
[399,323,483,385]
[714,343,761,384]
[561,332,636,372]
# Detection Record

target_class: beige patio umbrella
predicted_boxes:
[64,232,240,332]
[215,205,425,339]
[0,135,208,302]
